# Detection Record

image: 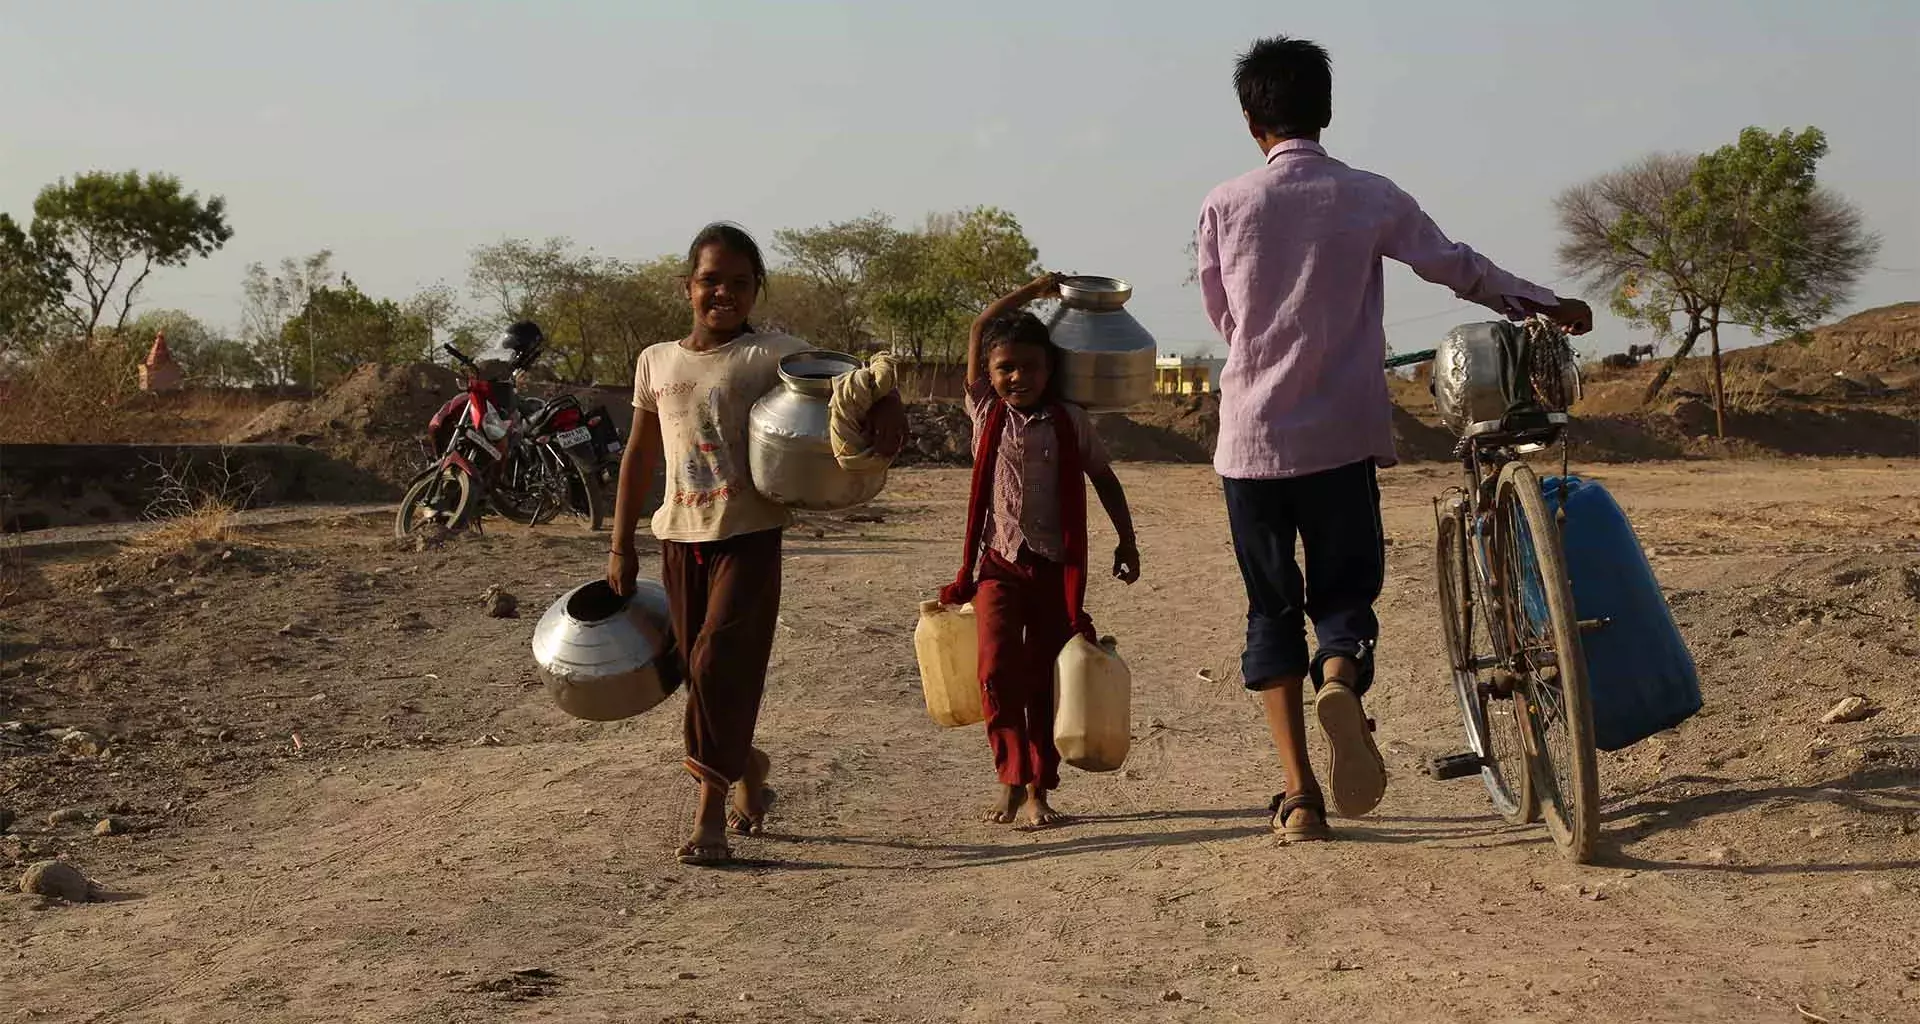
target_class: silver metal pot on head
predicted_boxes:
[748,349,889,511]
[1043,275,1157,410]
[531,579,680,721]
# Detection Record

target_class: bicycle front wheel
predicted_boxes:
[1436,500,1535,825]
[1494,462,1601,862]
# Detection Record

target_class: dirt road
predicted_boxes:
[3,460,1917,1023]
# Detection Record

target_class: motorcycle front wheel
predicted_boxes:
[395,465,479,538]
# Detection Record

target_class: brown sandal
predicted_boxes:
[1269,791,1333,843]
[726,786,776,837]
[1316,680,1387,819]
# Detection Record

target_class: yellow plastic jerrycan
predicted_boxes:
[1053,633,1131,772]
[914,600,983,728]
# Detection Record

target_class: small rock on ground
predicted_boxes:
[47,807,90,827]
[1820,695,1877,724]
[483,586,519,619]
[93,816,132,837]
[59,729,107,756]
[19,860,92,902]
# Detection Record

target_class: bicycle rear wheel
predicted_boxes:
[1435,500,1536,824]
[1494,461,1600,862]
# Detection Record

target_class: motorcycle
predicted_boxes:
[394,337,606,537]
[515,393,627,496]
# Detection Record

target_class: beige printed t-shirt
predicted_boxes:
[632,332,811,544]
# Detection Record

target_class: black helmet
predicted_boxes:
[501,320,545,355]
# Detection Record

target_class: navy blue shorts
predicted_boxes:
[1223,460,1385,695]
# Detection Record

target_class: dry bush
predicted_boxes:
[1719,363,1778,414]
[0,342,141,443]
[127,452,261,556]
[0,534,32,610]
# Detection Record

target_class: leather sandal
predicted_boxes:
[1269,791,1333,843]
[1316,680,1388,818]
[727,786,776,837]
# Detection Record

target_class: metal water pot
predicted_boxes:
[748,349,889,511]
[531,579,681,722]
[1042,276,1157,409]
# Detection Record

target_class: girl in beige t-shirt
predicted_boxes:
[606,222,906,866]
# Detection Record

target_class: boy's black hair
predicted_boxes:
[685,221,770,297]
[1234,35,1332,139]
[980,310,1064,403]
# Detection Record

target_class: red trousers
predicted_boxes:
[974,548,1074,790]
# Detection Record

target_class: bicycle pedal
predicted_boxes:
[1426,752,1486,780]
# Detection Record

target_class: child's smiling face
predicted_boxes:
[686,243,759,335]
[988,340,1052,411]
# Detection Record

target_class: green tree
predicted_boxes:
[756,271,849,347]
[467,236,573,325]
[866,207,1042,365]
[241,251,336,386]
[467,240,690,382]
[590,256,685,381]
[0,217,63,361]
[21,170,233,341]
[282,276,431,389]
[931,206,1043,311]
[1557,128,1880,435]
[773,212,900,350]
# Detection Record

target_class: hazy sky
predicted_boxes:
[3,0,1915,362]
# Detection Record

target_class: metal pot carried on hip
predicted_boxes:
[1431,320,1582,438]
[748,349,889,511]
[531,579,681,721]
[1041,276,1157,410]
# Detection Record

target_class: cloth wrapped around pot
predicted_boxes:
[827,351,900,472]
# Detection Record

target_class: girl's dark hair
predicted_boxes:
[980,310,1064,403]
[1234,35,1332,138]
[684,221,770,296]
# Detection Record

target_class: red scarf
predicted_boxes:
[939,396,1094,640]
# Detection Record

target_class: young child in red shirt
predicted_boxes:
[939,272,1141,828]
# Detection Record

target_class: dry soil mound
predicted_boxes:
[227,363,462,488]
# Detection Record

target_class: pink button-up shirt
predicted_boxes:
[1196,139,1557,480]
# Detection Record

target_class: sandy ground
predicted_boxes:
[3,459,1918,1023]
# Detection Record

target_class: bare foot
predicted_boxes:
[1022,787,1069,828]
[728,748,773,836]
[982,783,1026,824]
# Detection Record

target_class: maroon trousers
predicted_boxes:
[660,528,784,787]
[974,548,1074,790]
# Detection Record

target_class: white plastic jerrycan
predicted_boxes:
[914,600,983,728]
[1053,633,1131,772]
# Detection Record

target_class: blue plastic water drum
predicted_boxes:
[1540,475,1703,751]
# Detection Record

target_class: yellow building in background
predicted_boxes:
[1154,355,1224,395]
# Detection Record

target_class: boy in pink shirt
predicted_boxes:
[1195,36,1592,841]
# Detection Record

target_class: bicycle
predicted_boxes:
[1388,316,1602,863]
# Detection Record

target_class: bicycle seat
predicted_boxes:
[1463,408,1567,450]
